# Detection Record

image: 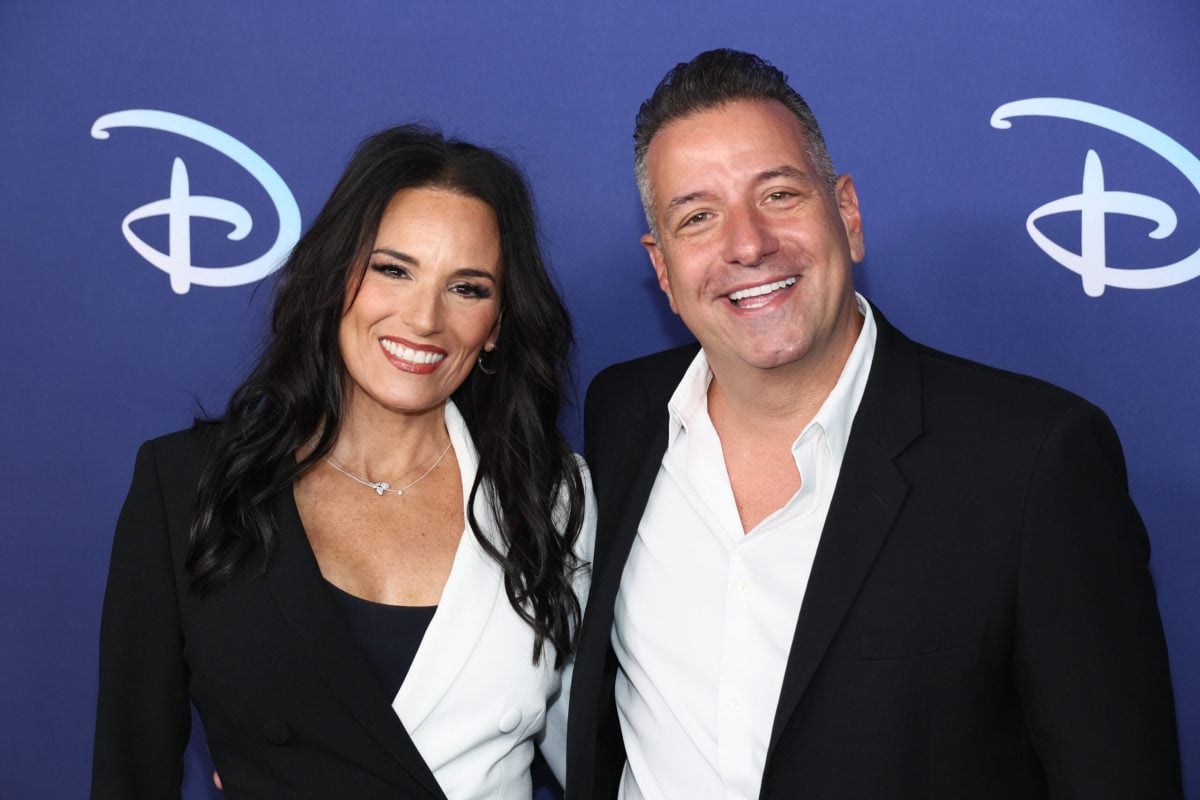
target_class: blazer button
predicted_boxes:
[497,709,523,734]
[262,720,291,745]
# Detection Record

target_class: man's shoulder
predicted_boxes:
[869,306,1079,412]
[919,342,1083,405]
[907,337,1103,439]
[586,342,700,408]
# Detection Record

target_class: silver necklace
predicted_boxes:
[323,439,452,497]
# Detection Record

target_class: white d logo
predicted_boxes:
[991,98,1200,297]
[92,110,302,294]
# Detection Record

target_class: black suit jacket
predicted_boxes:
[566,309,1181,799]
[92,429,448,799]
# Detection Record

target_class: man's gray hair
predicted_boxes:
[633,49,837,237]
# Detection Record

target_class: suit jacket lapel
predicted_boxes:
[570,348,689,782]
[590,410,671,596]
[584,345,698,644]
[265,472,447,799]
[393,402,502,731]
[765,309,922,766]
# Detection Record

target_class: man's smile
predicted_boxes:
[725,275,797,308]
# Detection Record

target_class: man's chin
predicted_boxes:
[705,345,814,375]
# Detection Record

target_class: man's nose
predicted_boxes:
[720,205,779,266]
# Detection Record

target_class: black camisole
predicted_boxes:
[324,579,437,701]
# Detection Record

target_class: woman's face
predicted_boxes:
[339,187,502,420]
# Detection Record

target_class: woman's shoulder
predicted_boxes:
[142,421,222,456]
[133,422,225,485]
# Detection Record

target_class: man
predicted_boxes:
[566,49,1181,799]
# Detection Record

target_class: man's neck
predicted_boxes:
[703,307,865,532]
[706,310,864,443]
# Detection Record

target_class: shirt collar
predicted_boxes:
[808,293,876,468]
[666,293,877,469]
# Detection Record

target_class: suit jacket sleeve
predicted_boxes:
[92,439,191,799]
[1014,402,1182,796]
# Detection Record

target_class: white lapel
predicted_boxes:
[392,401,504,732]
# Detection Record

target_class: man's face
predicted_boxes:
[642,99,865,380]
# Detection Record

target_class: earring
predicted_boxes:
[477,350,497,375]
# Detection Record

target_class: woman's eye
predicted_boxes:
[452,282,493,299]
[370,263,409,279]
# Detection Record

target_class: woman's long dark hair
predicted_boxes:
[187,124,586,667]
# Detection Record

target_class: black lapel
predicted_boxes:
[764,308,922,766]
[584,344,698,636]
[264,484,448,800]
[589,413,671,594]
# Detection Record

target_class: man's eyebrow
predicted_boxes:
[663,166,814,216]
[664,190,718,216]
[756,165,810,183]
[371,248,419,265]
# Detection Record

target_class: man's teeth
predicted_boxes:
[728,277,796,303]
[381,340,445,364]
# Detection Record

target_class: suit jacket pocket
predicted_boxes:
[858,617,990,660]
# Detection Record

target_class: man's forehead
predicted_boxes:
[661,165,815,216]
[647,100,809,171]
[646,102,816,204]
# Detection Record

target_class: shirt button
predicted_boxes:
[737,579,751,595]
[730,696,744,711]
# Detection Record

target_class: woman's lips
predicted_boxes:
[379,337,447,374]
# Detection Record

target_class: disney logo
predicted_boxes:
[991,98,1200,297]
[92,110,301,294]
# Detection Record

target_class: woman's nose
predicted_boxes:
[402,286,444,335]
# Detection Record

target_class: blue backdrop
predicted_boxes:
[2,2,1197,796]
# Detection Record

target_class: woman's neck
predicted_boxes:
[319,395,451,480]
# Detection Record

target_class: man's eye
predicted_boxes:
[681,211,711,228]
[766,191,795,202]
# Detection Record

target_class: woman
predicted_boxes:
[92,125,593,799]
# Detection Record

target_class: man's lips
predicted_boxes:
[379,337,447,373]
[725,276,798,308]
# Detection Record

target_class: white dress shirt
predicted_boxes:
[612,296,876,800]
